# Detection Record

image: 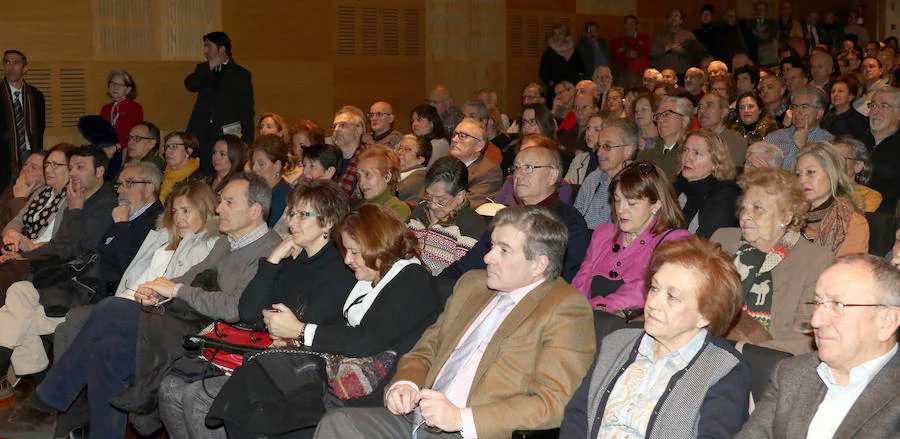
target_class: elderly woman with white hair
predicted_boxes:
[795,141,869,256]
[831,135,882,213]
[744,141,785,170]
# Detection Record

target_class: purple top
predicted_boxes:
[572,220,690,311]
[493,175,574,206]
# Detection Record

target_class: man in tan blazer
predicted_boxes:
[314,206,595,439]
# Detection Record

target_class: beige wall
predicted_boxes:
[0,0,872,149]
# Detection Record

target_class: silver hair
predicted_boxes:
[463,100,489,120]
[834,254,900,307]
[870,86,900,108]
[643,68,663,81]
[121,161,163,194]
[790,85,828,110]
[601,118,639,159]
[490,205,568,281]
[747,141,785,168]
[832,134,873,184]
[659,96,695,122]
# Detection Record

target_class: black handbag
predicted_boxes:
[33,252,99,317]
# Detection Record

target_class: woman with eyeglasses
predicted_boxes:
[674,129,740,239]
[794,142,869,256]
[572,161,688,311]
[561,236,751,439]
[158,180,357,438]
[820,75,873,143]
[410,105,450,166]
[832,135,882,212]
[711,167,833,354]
[203,203,441,438]
[159,131,201,203]
[351,144,410,220]
[250,134,292,227]
[407,157,486,276]
[727,91,779,143]
[395,135,431,205]
[600,86,627,119]
[501,103,558,176]
[100,70,143,166]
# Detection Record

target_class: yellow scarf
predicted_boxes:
[160,157,200,202]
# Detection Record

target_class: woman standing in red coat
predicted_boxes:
[100,70,143,178]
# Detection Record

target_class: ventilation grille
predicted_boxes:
[26,69,54,129]
[59,69,86,128]
[509,13,572,59]
[336,5,422,56]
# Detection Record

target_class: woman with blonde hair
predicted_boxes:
[257,112,290,145]
[351,144,410,220]
[794,141,869,256]
[674,129,739,238]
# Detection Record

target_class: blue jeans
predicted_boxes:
[36,297,141,439]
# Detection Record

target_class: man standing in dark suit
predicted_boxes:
[0,50,45,193]
[185,32,254,175]
[737,254,900,439]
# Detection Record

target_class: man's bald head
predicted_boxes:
[428,85,453,114]
[369,101,395,136]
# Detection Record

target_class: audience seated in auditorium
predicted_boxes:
[573,161,689,311]
[410,104,451,167]
[794,142,869,256]
[820,75,873,144]
[561,236,751,439]
[764,86,834,168]
[250,134,291,227]
[440,138,589,283]
[351,144,410,220]
[0,162,163,399]
[698,93,748,166]
[729,91,779,143]
[159,131,201,203]
[743,141,784,171]
[637,96,693,181]
[736,255,900,438]
[315,205,595,439]
[395,134,430,205]
[332,105,368,195]
[493,135,574,206]
[448,117,502,208]
[427,85,465,135]
[407,157,485,276]
[832,135,882,213]
[674,129,739,239]
[0,145,116,305]
[31,174,280,438]
[711,167,833,354]
[126,121,165,172]
[192,134,246,194]
[362,101,403,149]
[573,119,638,229]
[867,86,900,214]
[160,180,357,438]
[0,151,44,229]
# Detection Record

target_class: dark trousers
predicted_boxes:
[36,297,141,439]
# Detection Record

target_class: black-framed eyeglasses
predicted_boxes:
[652,110,684,121]
[509,164,554,175]
[597,142,631,152]
[44,160,67,169]
[285,209,322,222]
[789,104,821,111]
[114,179,152,190]
[127,135,155,142]
[804,300,892,317]
[452,131,482,142]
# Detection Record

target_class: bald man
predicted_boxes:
[428,85,465,134]
[362,101,403,148]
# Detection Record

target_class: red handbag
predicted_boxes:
[198,321,273,374]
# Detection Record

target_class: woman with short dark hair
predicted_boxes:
[407,157,486,275]
[820,75,872,142]
[410,105,450,166]
[250,134,291,227]
[728,91,779,143]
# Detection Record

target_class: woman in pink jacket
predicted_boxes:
[572,162,690,311]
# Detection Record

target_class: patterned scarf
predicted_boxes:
[804,196,854,253]
[733,230,800,329]
[21,186,66,240]
[337,143,366,195]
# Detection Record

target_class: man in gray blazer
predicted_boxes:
[737,254,900,439]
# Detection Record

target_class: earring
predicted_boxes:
[322,231,329,239]
[652,210,659,215]
[778,223,786,228]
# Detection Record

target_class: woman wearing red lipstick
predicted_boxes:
[711,167,833,354]
[674,129,739,239]
[794,142,869,256]
[572,162,689,311]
